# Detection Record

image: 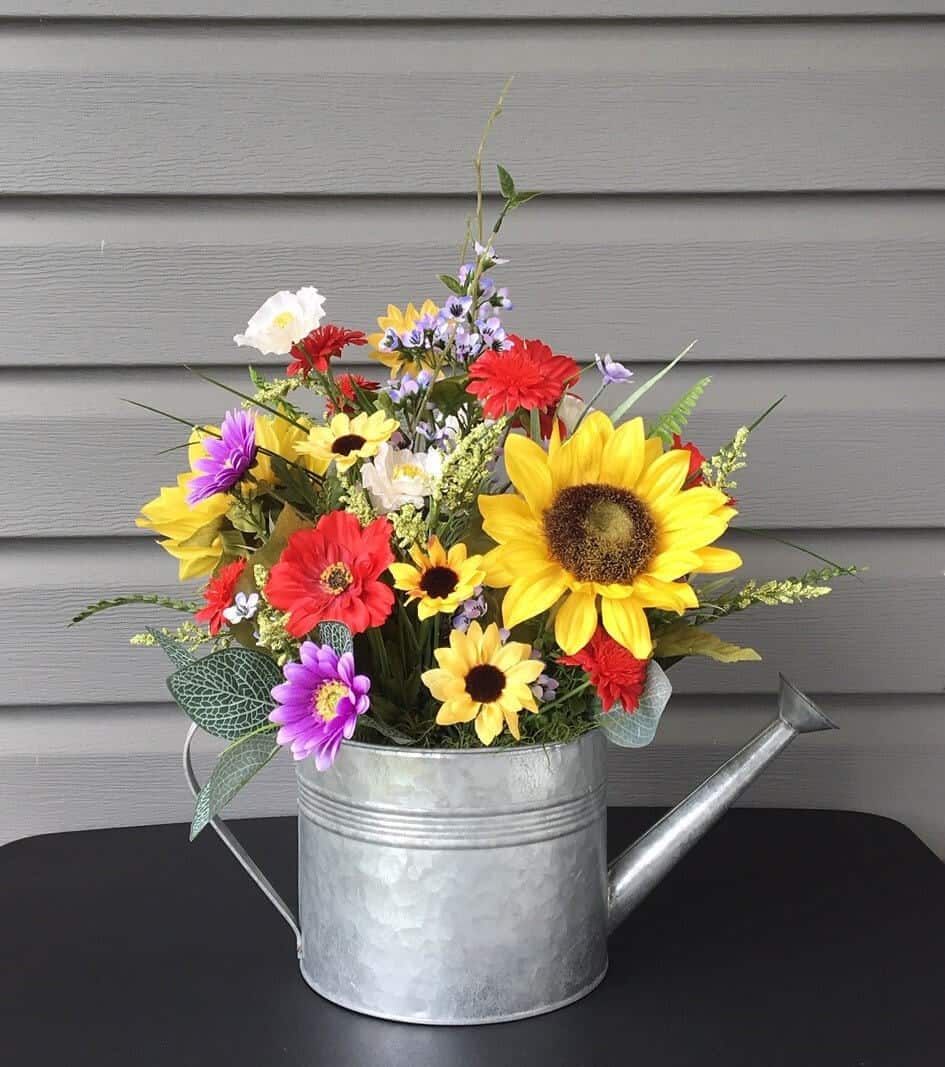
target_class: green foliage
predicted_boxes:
[358,715,418,746]
[315,621,353,657]
[654,622,761,663]
[167,647,283,740]
[609,340,698,422]
[190,730,280,840]
[648,376,711,447]
[69,593,200,627]
[439,273,465,296]
[594,661,672,748]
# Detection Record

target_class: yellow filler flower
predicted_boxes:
[389,536,486,620]
[478,412,742,659]
[296,410,398,473]
[367,300,440,377]
[136,432,231,581]
[422,622,545,746]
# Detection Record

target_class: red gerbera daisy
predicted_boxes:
[287,324,368,377]
[325,373,380,418]
[672,433,707,487]
[466,335,579,420]
[265,511,395,637]
[559,627,649,713]
[194,558,246,636]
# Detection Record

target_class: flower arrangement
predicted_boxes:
[73,127,856,838]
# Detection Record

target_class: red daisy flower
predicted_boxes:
[559,627,649,713]
[265,511,395,637]
[194,558,246,636]
[325,373,380,418]
[466,335,579,420]
[287,324,368,377]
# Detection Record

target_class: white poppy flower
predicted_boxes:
[233,287,326,355]
[558,394,588,433]
[361,443,442,514]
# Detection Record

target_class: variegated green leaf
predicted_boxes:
[146,626,195,669]
[167,647,283,740]
[315,621,353,657]
[190,731,280,840]
[595,660,672,748]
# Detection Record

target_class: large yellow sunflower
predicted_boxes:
[422,621,545,745]
[295,410,398,473]
[137,431,231,580]
[367,300,440,377]
[478,412,742,659]
[389,536,486,620]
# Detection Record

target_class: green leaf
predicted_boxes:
[429,375,473,416]
[190,731,281,840]
[145,626,195,668]
[648,376,712,447]
[595,661,672,748]
[438,273,466,296]
[69,592,200,627]
[167,647,284,740]
[315,621,353,657]
[609,340,698,422]
[510,190,540,208]
[496,164,516,199]
[359,715,418,746]
[654,622,761,663]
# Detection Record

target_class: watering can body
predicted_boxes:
[184,675,835,1025]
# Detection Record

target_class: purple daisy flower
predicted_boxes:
[269,643,371,770]
[187,408,257,504]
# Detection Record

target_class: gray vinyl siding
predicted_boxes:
[1,6,943,853]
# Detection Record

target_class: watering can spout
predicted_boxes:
[607,675,836,934]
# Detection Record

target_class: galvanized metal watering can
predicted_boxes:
[183,674,835,1025]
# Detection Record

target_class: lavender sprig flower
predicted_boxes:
[595,352,633,386]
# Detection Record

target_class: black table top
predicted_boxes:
[2,808,943,1066]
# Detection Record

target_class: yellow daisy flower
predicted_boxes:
[478,412,742,660]
[136,433,230,580]
[251,410,329,484]
[389,536,487,620]
[296,410,398,473]
[422,622,545,746]
[367,300,440,376]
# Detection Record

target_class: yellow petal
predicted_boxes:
[631,575,698,613]
[504,434,553,515]
[652,486,730,528]
[436,695,478,726]
[389,563,420,589]
[480,622,502,663]
[481,546,515,587]
[658,516,729,553]
[599,417,646,489]
[502,566,569,629]
[474,704,504,745]
[601,597,653,658]
[478,493,542,545]
[503,709,522,740]
[691,546,743,574]
[422,668,465,701]
[635,449,691,504]
[646,549,705,581]
[503,658,546,686]
[554,589,599,655]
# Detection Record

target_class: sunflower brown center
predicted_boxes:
[331,433,367,456]
[465,663,506,703]
[320,561,353,595]
[543,483,656,584]
[419,565,460,599]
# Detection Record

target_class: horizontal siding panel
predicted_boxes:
[1,362,942,534]
[3,197,943,367]
[3,531,940,704]
[1,24,943,194]
[3,696,943,859]
[4,2,944,16]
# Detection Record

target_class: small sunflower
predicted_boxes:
[421,622,545,745]
[367,300,440,377]
[389,536,486,620]
[478,412,742,659]
[296,410,399,473]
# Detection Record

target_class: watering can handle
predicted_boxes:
[182,723,303,956]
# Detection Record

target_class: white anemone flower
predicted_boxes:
[557,394,588,433]
[233,287,326,355]
[361,443,442,514]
